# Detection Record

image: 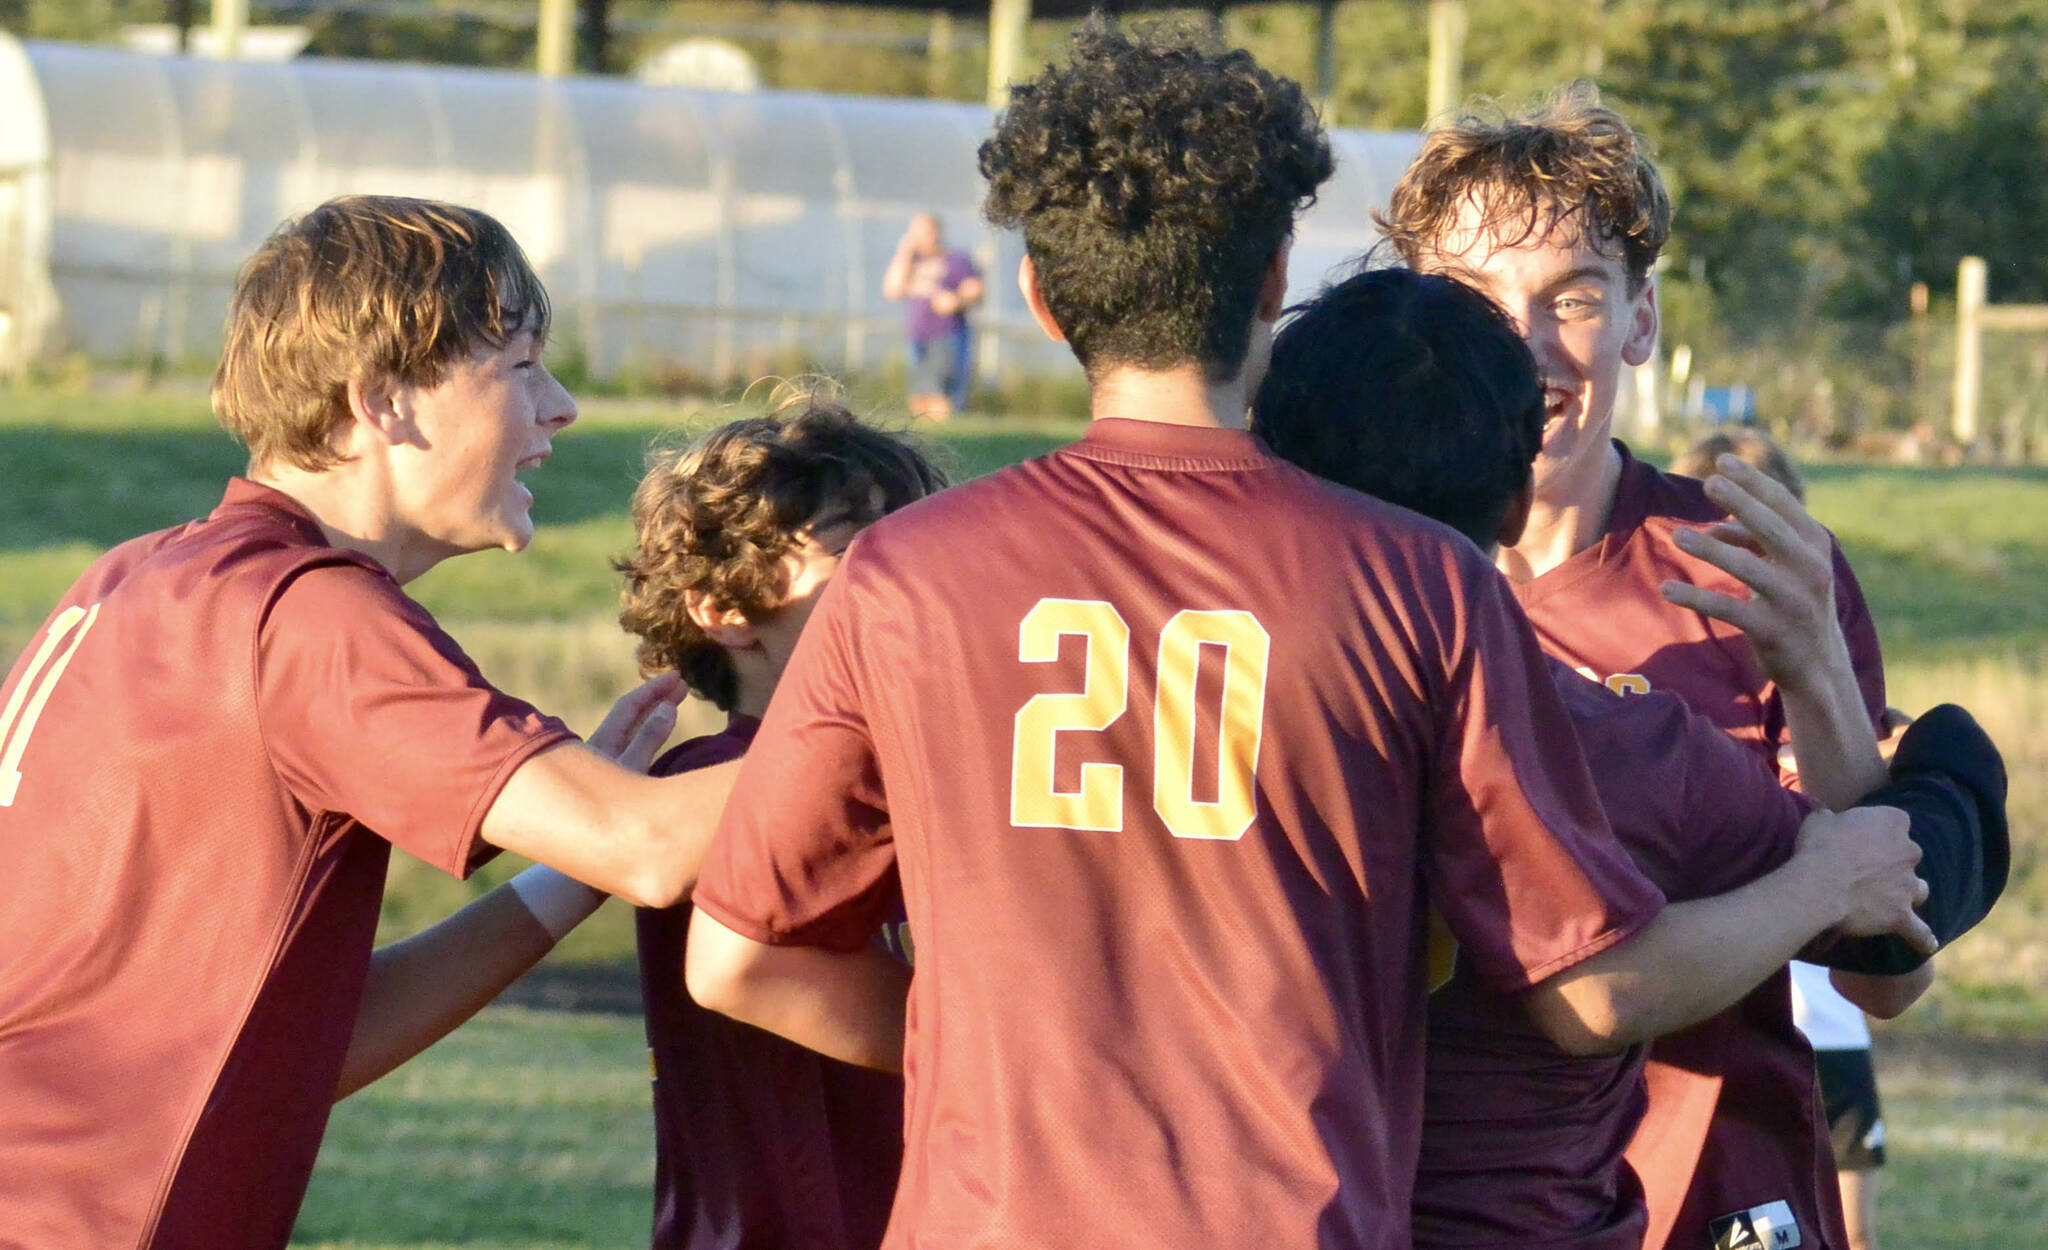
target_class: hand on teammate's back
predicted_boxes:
[586,671,686,774]
[1791,806,1937,955]
[1660,454,1843,691]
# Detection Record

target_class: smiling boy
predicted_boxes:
[0,196,733,1249]
[1377,88,1900,1250]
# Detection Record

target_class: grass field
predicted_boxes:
[4,386,2046,1245]
[289,1008,2048,1250]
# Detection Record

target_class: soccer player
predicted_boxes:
[1375,86,1991,1249]
[678,24,1905,1248]
[0,196,739,1249]
[1252,266,2006,1249]
[615,393,945,1250]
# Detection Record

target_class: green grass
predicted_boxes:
[294,1008,653,1249]
[290,1006,2048,1249]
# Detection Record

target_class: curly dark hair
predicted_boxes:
[979,18,1332,382]
[615,391,948,712]
[1252,267,1544,549]
[1376,81,1671,290]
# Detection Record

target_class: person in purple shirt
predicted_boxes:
[881,213,983,419]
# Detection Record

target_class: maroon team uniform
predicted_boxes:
[638,716,906,1250]
[1416,662,1815,1249]
[0,479,573,1249]
[693,419,1665,1250]
[1511,443,1887,1250]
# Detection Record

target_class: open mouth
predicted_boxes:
[513,451,549,504]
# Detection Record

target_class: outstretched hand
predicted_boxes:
[587,672,685,774]
[1659,454,1843,692]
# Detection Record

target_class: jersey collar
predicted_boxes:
[1073,417,1271,469]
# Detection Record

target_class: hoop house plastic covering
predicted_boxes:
[2,34,1418,384]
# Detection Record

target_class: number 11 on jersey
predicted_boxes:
[1009,598,1270,841]
[1,604,100,808]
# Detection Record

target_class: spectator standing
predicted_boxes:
[881,213,982,419]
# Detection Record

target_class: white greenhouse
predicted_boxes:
[0,33,1419,386]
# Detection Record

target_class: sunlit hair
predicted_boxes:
[1671,428,1806,502]
[979,17,1332,382]
[615,382,949,712]
[211,195,551,472]
[1376,81,1671,291]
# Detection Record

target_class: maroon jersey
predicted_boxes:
[1511,444,1887,1250]
[639,715,907,1250]
[1415,662,1813,1249]
[694,419,1664,1250]
[0,479,572,1250]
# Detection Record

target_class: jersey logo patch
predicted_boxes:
[1710,1200,1802,1250]
[1575,665,1651,696]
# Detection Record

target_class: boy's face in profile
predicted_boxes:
[747,502,874,688]
[382,328,577,564]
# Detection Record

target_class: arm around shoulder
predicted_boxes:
[481,743,740,908]
[1523,805,1935,1056]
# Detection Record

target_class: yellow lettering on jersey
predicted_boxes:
[1152,609,1271,842]
[1010,598,1131,832]
[1425,905,1459,993]
[1604,673,1651,697]
[0,603,100,809]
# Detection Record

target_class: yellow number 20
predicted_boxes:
[1009,599,1270,842]
[0,603,101,808]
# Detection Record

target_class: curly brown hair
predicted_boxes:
[213,195,550,471]
[1376,81,1671,291]
[979,18,1332,382]
[615,392,947,712]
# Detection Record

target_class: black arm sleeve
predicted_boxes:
[1815,703,2010,975]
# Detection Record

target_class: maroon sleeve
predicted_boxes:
[1424,562,1668,993]
[255,561,575,878]
[693,571,900,953]
[1672,705,1814,898]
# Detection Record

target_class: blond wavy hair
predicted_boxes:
[212,195,550,471]
[1376,81,1672,290]
[615,384,947,712]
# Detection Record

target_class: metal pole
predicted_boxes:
[581,0,610,73]
[987,0,1032,112]
[1425,0,1466,123]
[1314,0,1338,124]
[537,0,575,78]
[211,0,247,60]
[928,9,956,98]
[1953,255,1986,450]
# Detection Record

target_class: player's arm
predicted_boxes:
[1807,703,2010,977]
[336,677,682,1099]
[953,272,985,309]
[480,743,739,910]
[685,910,910,1071]
[1660,454,1885,810]
[1831,962,1934,1020]
[1523,805,1935,1056]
